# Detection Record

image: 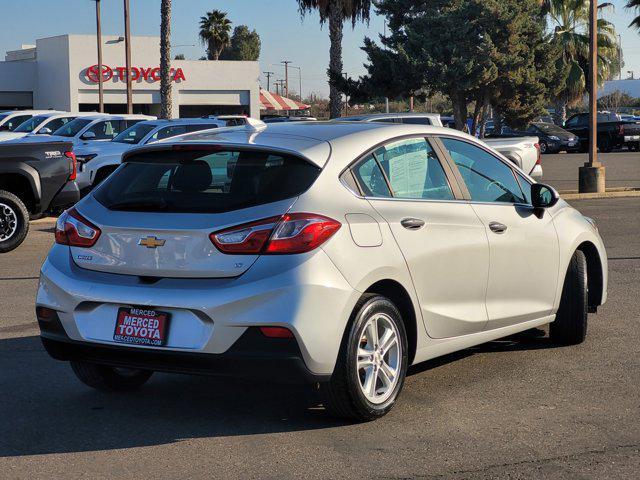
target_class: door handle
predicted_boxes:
[401,218,426,230]
[489,221,508,234]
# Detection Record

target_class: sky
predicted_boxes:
[0,0,639,98]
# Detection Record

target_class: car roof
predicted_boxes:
[343,112,441,121]
[135,120,473,168]
[1,109,55,117]
[137,118,228,128]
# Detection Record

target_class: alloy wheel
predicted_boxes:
[356,313,402,404]
[0,202,18,242]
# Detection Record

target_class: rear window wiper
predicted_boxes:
[107,199,169,211]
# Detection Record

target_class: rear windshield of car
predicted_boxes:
[53,118,91,137]
[113,123,156,144]
[94,148,321,213]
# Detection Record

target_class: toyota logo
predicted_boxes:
[86,64,113,83]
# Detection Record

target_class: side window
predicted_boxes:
[440,137,525,204]
[515,173,532,205]
[187,124,217,133]
[401,117,432,125]
[149,125,187,142]
[87,120,120,140]
[565,116,578,127]
[375,138,454,200]
[352,155,392,198]
[373,118,399,124]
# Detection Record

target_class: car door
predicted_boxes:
[438,137,560,329]
[350,136,490,338]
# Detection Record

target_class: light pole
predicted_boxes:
[123,0,133,114]
[579,0,605,193]
[93,0,104,113]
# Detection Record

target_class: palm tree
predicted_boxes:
[626,0,640,30]
[199,10,232,60]
[297,0,372,118]
[548,0,620,124]
[159,0,172,119]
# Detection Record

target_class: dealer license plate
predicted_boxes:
[113,307,170,346]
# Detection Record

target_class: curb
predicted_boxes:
[560,188,640,200]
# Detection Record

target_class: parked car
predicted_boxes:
[488,122,579,154]
[0,112,93,142]
[0,141,79,252]
[37,121,607,421]
[74,117,238,191]
[10,114,156,149]
[563,112,640,152]
[0,110,52,133]
[341,112,444,127]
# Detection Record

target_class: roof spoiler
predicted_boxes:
[245,117,267,132]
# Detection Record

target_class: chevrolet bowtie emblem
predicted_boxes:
[138,236,166,249]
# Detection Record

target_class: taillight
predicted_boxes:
[210,213,341,255]
[55,208,101,247]
[534,143,541,165]
[619,124,625,136]
[65,151,77,181]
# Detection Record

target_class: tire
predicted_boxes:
[0,190,30,254]
[550,250,588,345]
[539,141,548,154]
[70,361,153,391]
[322,295,409,421]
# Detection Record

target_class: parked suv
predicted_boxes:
[38,121,607,420]
[341,113,444,126]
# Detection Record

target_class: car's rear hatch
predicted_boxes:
[70,144,325,278]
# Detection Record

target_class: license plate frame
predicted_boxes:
[113,306,171,347]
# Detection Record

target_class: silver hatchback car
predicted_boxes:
[37,121,607,420]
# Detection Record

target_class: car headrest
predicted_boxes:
[172,160,212,192]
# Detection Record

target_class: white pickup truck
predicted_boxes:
[483,137,542,178]
[483,136,542,178]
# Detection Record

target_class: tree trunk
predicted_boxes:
[328,2,344,119]
[470,95,484,137]
[554,99,567,126]
[451,92,467,131]
[479,100,490,138]
[159,0,172,119]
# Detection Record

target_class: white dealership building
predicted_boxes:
[0,34,261,118]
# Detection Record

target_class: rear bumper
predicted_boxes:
[529,164,543,178]
[40,318,329,384]
[48,181,80,212]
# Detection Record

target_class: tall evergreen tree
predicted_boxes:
[220,26,261,61]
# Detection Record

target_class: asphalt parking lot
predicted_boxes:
[1,185,639,478]
[540,150,640,192]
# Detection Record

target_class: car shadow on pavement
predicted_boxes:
[1,329,558,457]
[0,336,346,458]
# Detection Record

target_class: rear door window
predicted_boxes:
[187,124,217,133]
[401,117,432,125]
[94,148,321,213]
[148,125,187,142]
[86,120,121,140]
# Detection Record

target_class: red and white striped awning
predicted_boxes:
[260,89,310,111]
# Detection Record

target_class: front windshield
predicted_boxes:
[53,118,91,137]
[113,123,155,144]
[533,123,567,135]
[14,115,48,133]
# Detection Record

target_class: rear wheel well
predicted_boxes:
[363,280,417,365]
[576,241,603,310]
[0,174,35,213]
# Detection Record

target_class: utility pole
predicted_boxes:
[123,0,133,114]
[281,60,291,97]
[263,71,274,91]
[579,0,605,193]
[94,0,104,112]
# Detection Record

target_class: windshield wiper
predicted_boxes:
[108,199,169,211]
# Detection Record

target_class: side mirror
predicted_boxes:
[81,131,96,140]
[38,127,52,135]
[531,183,559,209]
